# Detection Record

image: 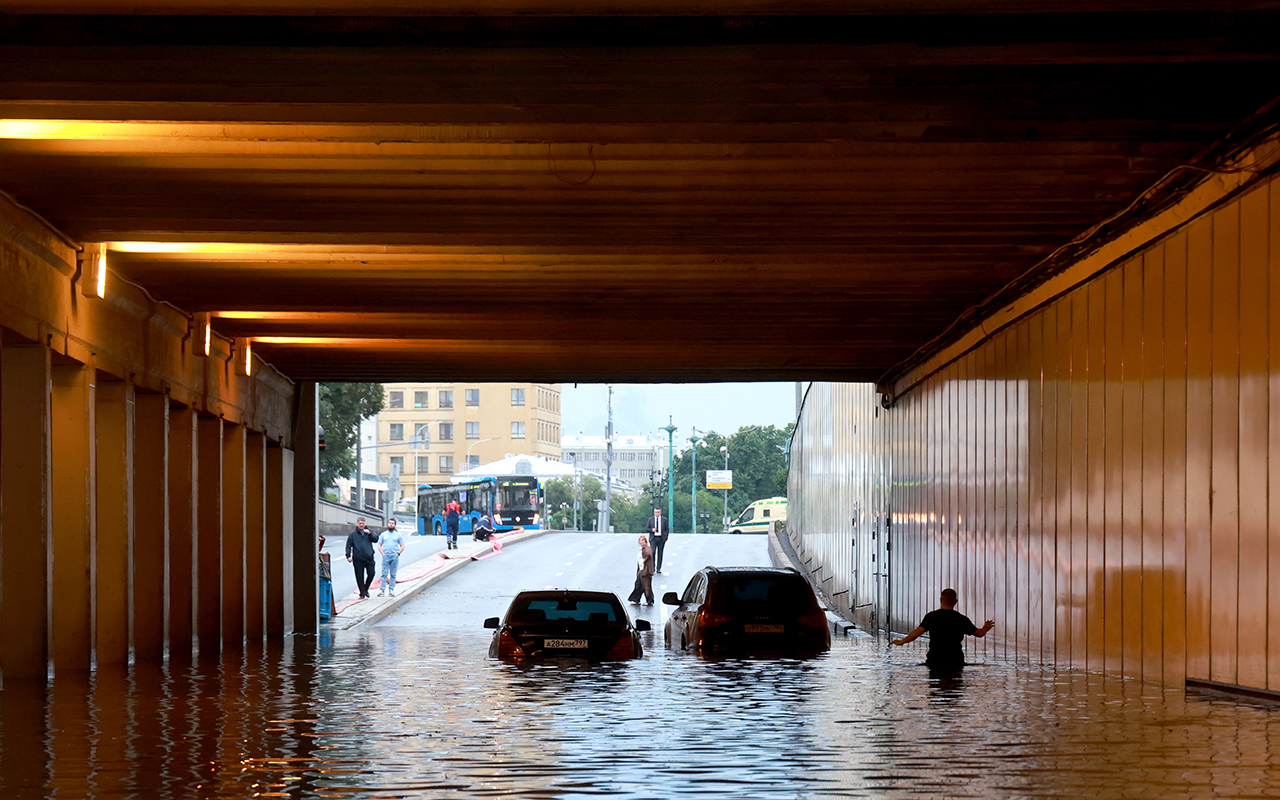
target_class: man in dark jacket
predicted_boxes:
[344,517,379,599]
[627,535,656,606]
[645,507,670,573]
[891,588,995,672]
[445,500,461,550]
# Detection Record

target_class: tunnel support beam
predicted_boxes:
[167,405,197,659]
[265,443,286,636]
[0,342,52,681]
[196,415,222,654]
[221,422,246,649]
[95,381,134,665]
[50,360,95,671]
[290,383,318,635]
[245,431,266,642]
[133,392,168,662]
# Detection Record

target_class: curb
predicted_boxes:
[329,528,552,631]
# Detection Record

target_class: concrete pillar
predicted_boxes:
[265,443,286,636]
[167,405,196,658]
[291,383,318,634]
[196,415,222,654]
[95,381,134,666]
[245,432,266,641]
[221,422,246,648]
[50,360,95,671]
[132,392,168,661]
[0,341,52,681]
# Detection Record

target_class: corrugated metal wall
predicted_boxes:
[790,174,1280,690]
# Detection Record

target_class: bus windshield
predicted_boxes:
[498,480,538,511]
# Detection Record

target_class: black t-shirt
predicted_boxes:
[919,609,977,668]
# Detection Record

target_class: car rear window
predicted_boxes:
[710,576,819,615]
[511,598,620,624]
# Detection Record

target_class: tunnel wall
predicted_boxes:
[791,169,1280,691]
[0,194,318,682]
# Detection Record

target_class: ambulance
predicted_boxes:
[728,497,787,534]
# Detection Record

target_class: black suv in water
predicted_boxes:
[663,567,830,655]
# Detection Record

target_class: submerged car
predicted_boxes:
[485,589,650,661]
[663,566,830,655]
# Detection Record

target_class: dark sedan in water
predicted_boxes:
[664,566,830,655]
[485,589,650,661]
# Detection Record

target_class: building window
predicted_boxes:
[389,423,404,440]
[414,423,431,446]
[466,388,480,406]
[388,391,403,409]
[467,455,480,468]
[466,421,480,439]
[512,421,526,439]
[512,388,525,406]
[414,391,429,409]
[439,390,453,409]
[389,456,404,471]
[439,422,453,441]
[416,455,431,472]
[439,456,454,474]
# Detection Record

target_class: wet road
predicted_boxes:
[3,533,1280,798]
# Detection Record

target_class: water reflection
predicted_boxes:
[1,634,1279,798]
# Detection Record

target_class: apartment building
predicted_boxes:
[561,433,668,486]
[375,383,562,498]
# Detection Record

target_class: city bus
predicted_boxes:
[417,475,544,537]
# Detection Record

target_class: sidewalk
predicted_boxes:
[328,528,550,631]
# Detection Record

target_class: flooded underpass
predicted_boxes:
[2,534,1278,798]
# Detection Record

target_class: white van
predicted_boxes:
[728,497,787,534]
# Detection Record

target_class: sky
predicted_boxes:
[561,383,802,444]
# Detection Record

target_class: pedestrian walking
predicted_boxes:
[344,517,379,599]
[445,500,461,550]
[891,588,995,672]
[376,518,407,597]
[645,507,670,573]
[627,535,656,606]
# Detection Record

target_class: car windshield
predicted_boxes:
[710,575,819,615]
[510,597,620,624]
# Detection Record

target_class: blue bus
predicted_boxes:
[417,475,544,537]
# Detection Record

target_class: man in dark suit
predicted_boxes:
[645,507,670,573]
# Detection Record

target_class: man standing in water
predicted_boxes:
[891,588,994,672]
[344,517,379,599]
[376,518,406,597]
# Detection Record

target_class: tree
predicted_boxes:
[666,423,793,532]
[544,474,604,530]
[319,383,385,494]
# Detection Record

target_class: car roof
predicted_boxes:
[700,566,801,577]
[511,589,623,601]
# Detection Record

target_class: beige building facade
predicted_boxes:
[376,383,562,498]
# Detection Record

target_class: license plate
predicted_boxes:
[544,638,588,649]
[744,624,784,634]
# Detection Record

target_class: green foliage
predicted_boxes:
[664,423,793,533]
[610,493,653,534]
[544,474,604,530]
[318,383,386,493]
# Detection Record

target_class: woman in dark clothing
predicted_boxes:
[627,535,656,606]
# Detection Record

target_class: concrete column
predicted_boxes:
[132,392,168,661]
[0,341,52,681]
[291,383,318,634]
[196,415,222,654]
[50,360,95,671]
[265,443,286,636]
[167,405,196,658]
[245,432,266,641]
[221,422,246,648]
[95,381,134,666]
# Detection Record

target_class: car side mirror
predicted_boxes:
[634,619,651,632]
[483,617,500,629]
[662,592,681,606]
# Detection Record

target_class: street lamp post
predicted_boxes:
[689,428,703,534]
[720,444,729,533]
[660,417,677,530]
[465,436,500,470]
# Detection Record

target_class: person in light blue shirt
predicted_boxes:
[376,519,407,597]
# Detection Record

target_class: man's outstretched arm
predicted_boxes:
[892,626,927,646]
[973,619,996,638]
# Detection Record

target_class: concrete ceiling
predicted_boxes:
[1,5,1278,383]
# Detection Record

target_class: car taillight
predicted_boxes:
[797,612,828,631]
[497,630,525,659]
[606,634,637,660]
[697,610,732,630]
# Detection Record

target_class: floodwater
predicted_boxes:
[2,632,1279,799]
